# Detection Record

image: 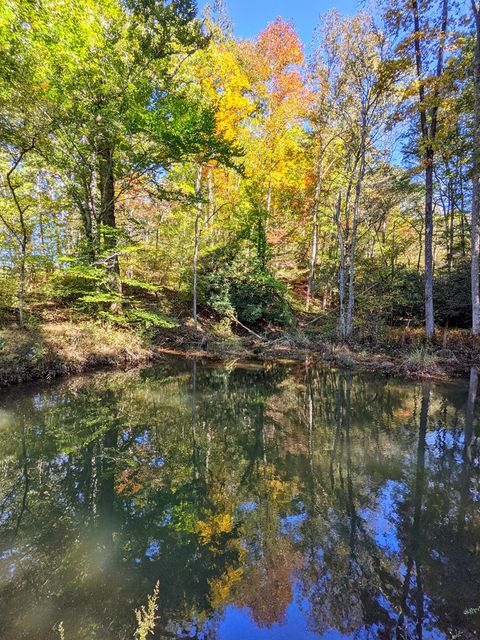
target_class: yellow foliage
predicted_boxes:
[197,512,234,543]
[209,565,244,609]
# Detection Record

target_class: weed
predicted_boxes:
[134,581,160,640]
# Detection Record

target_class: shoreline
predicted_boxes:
[1,319,478,389]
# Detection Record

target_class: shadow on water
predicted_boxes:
[0,359,479,639]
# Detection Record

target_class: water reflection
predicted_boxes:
[0,360,479,639]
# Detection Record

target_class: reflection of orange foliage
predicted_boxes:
[394,407,412,420]
[115,468,142,495]
[236,540,302,628]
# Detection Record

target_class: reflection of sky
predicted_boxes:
[216,596,447,640]
[426,428,463,465]
[360,480,402,555]
[279,510,307,542]
[238,501,257,513]
[215,599,447,640]
[145,539,161,559]
[217,600,323,640]
[134,430,150,445]
[53,453,69,465]
[0,548,19,578]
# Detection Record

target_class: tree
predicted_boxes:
[385,0,451,340]
[0,1,55,324]
[314,11,395,339]
[0,0,475,346]
[471,1,480,336]
[240,17,309,270]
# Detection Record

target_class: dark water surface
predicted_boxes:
[0,358,479,640]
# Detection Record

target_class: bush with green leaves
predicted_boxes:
[0,266,18,317]
[346,258,472,336]
[434,261,471,328]
[50,260,108,305]
[197,246,292,326]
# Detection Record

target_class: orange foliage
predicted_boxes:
[115,467,142,495]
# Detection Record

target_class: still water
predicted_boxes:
[0,358,479,640]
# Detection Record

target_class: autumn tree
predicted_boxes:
[240,17,309,269]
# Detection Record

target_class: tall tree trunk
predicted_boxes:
[424,151,435,339]
[78,170,97,262]
[207,166,214,240]
[336,194,347,339]
[79,201,96,262]
[307,161,322,311]
[447,181,455,273]
[193,166,203,334]
[18,248,26,328]
[411,0,433,339]
[4,146,34,328]
[346,126,367,339]
[98,141,122,313]
[412,0,448,341]
[472,1,480,336]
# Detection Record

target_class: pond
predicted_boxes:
[0,358,479,640]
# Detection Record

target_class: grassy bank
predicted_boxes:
[0,320,155,387]
[1,309,479,388]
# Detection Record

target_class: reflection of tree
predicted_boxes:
[419,367,480,638]
[0,361,479,639]
[395,375,480,639]
[464,367,478,466]
[459,368,478,533]
[396,385,429,640]
[237,537,301,627]
[299,369,402,637]
[13,422,29,538]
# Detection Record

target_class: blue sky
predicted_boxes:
[198,0,361,46]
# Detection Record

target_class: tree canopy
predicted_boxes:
[0,0,477,345]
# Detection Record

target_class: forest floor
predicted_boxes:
[1,306,479,388]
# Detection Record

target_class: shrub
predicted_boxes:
[198,245,292,326]
[353,260,472,332]
[402,346,443,376]
[230,268,292,325]
[50,262,106,304]
[434,261,471,328]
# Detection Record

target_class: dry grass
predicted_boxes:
[0,320,153,387]
[1,314,478,388]
[42,322,148,363]
[401,346,444,378]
